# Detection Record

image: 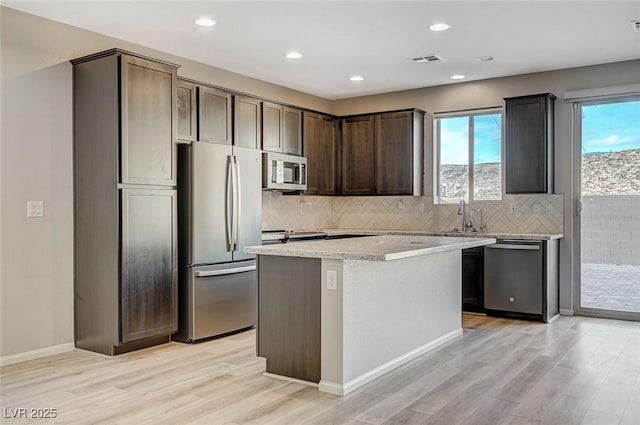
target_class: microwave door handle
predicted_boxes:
[226,156,233,251]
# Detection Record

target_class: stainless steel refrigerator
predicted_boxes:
[175,142,262,342]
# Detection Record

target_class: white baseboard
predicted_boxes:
[319,328,463,396]
[559,308,574,316]
[0,342,75,367]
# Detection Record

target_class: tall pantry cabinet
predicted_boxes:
[72,49,179,355]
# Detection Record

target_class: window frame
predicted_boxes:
[434,107,504,204]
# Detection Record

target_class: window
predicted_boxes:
[435,109,502,204]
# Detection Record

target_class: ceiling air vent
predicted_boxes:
[411,54,446,64]
[632,20,640,32]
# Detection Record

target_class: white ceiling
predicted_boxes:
[4,1,640,100]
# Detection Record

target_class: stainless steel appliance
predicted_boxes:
[263,152,307,191]
[484,239,544,320]
[175,142,262,342]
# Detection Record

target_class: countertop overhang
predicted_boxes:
[245,235,497,261]
[262,229,563,242]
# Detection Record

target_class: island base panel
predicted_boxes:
[257,255,321,383]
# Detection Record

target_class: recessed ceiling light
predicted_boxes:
[349,75,364,82]
[195,17,216,27]
[450,74,465,80]
[285,51,302,59]
[429,23,450,32]
[477,56,494,62]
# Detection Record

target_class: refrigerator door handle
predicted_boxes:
[234,157,241,249]
[194,264,256,277]
[226,155,234,251]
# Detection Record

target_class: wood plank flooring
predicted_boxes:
[1,314,639,424]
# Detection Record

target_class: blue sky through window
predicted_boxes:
[440,113,501,165]
[582,100,640,154]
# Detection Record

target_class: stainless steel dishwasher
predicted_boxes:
[484,239,545,320]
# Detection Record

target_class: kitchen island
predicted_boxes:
[245,235,496,396]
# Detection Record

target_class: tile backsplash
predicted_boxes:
[262,192,563,234]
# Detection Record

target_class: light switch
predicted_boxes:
[327,270,338,291]
[27,201,44,218]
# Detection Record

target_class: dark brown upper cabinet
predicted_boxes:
[341,110,424,196]
[262,102,283,152]
[283,107,302,155]
[342,115,375,195]
[177,80,197,142]
[199,86,232,145]
[303,112,338,195]
[375,111,423,195]
[234,95,262,149]
[120,54,177,186]
[262,102,303,155]
[505,93,556,194]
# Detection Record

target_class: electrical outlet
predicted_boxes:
[327,270,337,291]
[299,201,312,214]
[510,203,517,214]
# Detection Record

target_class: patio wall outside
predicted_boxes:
[581,195,640,265]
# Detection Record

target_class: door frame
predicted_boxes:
[572,95,640,321]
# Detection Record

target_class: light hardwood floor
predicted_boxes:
[2,314,640,425]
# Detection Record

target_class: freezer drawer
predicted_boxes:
[182,260,257,341]
[484,241,543,316]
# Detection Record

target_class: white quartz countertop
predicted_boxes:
[262,229,563,241]
[246,235,497,261]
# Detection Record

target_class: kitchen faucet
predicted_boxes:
[457,200,474,232]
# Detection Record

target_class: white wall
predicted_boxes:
[1,53,74,357]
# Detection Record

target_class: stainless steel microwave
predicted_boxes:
[263,152,307,191]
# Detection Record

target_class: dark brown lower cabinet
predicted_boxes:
[257,255,321,383]
[462,247,484,313]
[120,189,178,343]
[74,187,178,355]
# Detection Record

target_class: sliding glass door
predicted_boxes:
[575,96,640,320]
